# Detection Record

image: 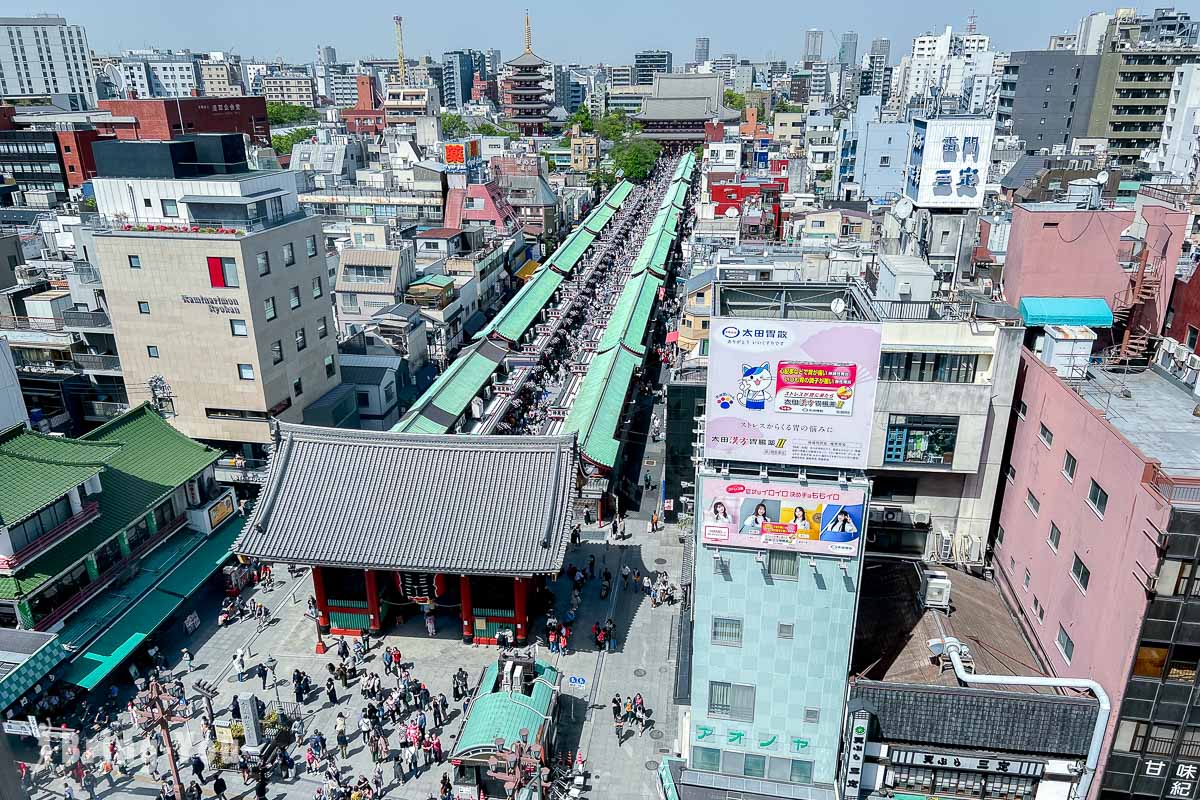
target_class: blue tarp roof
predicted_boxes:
[1018,297,1113,328]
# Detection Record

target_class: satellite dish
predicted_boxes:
[893,197,914,220]
[830,298,847,316]
[1095,170,1110,186]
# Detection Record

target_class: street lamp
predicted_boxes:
[264,656,281,706]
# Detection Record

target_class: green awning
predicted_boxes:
[155,516,243,599]
[1018,297,1113,328]
[62,589,184,689]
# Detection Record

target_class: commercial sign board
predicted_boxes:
[908,117,995,210]
[843,710,870,799]
[891,748,1045,777]
[704,318,882,468]
[208,493,235,529]
[699,475,865,557]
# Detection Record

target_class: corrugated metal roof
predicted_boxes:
[235,425,578,575]
[1018,296,1113,327]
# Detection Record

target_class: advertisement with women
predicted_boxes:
[700,476,866,558]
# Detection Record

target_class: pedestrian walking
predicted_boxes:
[233,649,246,681]
[643,574,653,597]
[548,629,558,653]
[621,564,631,588]
[83,770,97,800]
[615,717,624,746]
[643,471,652,490]
[212,774,227,800]
[326,677,338,705]
[337,730,349,759]
[651,510,660,532]
[611,693,621,721]
[619,515,627,540]
[424,613,436,637]
[190,754,206,784]
[181,647,194,674]
[259,662,269,690]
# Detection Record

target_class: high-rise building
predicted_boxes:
[634,50,673,86]
[870,37,891,61]
[83,134,338,447]
[1074,11,1112,55]
[0,15,96,110]
[120,50,202,99]
[607,65,635,88]
[838,32,859,66]
[1047,33,1077,50]
[316,45,337,66]
[694,37,710,65]
[485,49,502,78]
[804,29,824,62]
[441,50,475,110]
[1143,63,1200,182]
[997,51,1100,155]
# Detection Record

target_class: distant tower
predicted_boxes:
[503,11,551,136]
[394,16,407,84]
[694,36,711,64]
[966,11,978,34]
[804,29,824,62]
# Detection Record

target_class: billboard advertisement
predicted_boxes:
[700,476,866,558]
[704,318,882,468]
[909,117,995,210]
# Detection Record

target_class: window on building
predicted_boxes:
[146,345,159,358]
[1188,326,1199,351]
[996,524,1004,546]
[306,235,318,257]
[884,415,958,465]
[137,301,150,314]
[317,316,328,339]
[289,286,301,310]
[1071,554,1090,592]
[384,383,396,403]
[292,377,303,397]
[230,319,248,337]
[1038,422,1053,447]
[161,199,178,218]
[879,155,890,167]
[1023,568,1031,590]
[207,256,238,288]
[1088,479,1108,518]
[238,363,255,381]
[1026,491,1040,516]
[1048,521,1061,552]
[872,475,918,502]
[312,276,323,299]
[127,254,142,269]
[295,327,307,351]
[711,617,743,646]
[1017,400,1027,419]
[356,390,370,408]
[1005,464,1016,482]
[283,242,295,267]
[767,550,799,578]
[691,746,721,772]
[256,251,270,276]
[879,352,978,383]
[804,708,820,724]
[1132,722,1179,755]
[1059,451,1078,482]
[707,681,755,722]
[1182,727,1200,759]
[324,355,336,378]
[743,754,767,779]
[264,296,276,320]
[778,622,794,639]
[1056,625,1074,663]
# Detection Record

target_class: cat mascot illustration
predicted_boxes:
[736,362,772,410]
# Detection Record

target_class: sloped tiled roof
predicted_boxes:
[0,405,219,599]
[235,424,577,575]
[0,425,121,526]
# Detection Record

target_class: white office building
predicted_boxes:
[1143,64,1200,184]
[121,50,201,99]
[0,15,95,110]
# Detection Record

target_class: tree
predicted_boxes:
[267,102,319,126]
[774,100,800,114]
[568,107,594,133]
[610,139,661,182]
[271,127,316,156]
[596,110,633,142]
[440,113,470,140]
[723,90,746,111]
[477,122,519,140]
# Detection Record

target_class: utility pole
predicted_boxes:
[486,731,549,799]
[131,679,187,800]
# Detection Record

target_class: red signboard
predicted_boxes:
[445,143,466,164]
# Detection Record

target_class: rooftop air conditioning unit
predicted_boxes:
[1162,337,1179,356]
[923,570,952,610]
[883,507,903,523]
[1188,354,1200,370]
[911,509,932,526]
[937,529,955,561]
[868,507,885,524]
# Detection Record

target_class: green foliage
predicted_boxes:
[271,127,316,156]
[568,107,595,133]
[266,102,319,126]
[591,169,619,191]
[724,90,746,111]
[440,113,470,140]
[596,111,634,142]
[610,139,661,182]
[774,100,800,114]
[476,122,518,140]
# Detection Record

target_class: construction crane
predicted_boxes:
[394,15,407,85]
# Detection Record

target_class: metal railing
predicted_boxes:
[84,209,311,236]
[62,310,111,328]
[872,299,974,321]
[72,353,121,371]
[1151,467,1200,506]
[0,315,63,332]
[83,400,129,420]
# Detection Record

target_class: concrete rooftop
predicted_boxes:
[1078,366,1200,478]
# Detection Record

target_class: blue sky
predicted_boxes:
[56,0,1113,64]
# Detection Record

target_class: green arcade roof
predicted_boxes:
[393,341,507,434]
[561,347,643,468]
[598,272,662,356]
[487,268,565,342]
[1018,297,1113,328]
[452,660,560,758]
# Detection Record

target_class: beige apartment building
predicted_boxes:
[85,134,338,448]
[262,74,318,107]
[199,62,245,97]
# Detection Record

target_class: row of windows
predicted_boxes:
[691,747,814,785]
[710,616,796,647]
[1013,410,1110,517]
[879,352,979,383]
[998,538,1077,665]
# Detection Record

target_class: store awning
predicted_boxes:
[665,331,680,344]
[62,518,242,690]
[1018,297,1113,328]
[515,259,541,281]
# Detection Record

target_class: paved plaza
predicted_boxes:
[24,408,684,800]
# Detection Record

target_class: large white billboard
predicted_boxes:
[910,117,994,210]
[703,318,882,468]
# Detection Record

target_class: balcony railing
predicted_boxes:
[1151,467,1200,506]
[0,315,63,332]
[84,209,312,237]
[61,310,111,329]
[82,400,129,420]
[0,501,100,570]
[72,353,121,371]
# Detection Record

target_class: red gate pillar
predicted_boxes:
[312,565,329,627]
[513,577,529,645]
[364,569,381,632]
[460,575,474,644]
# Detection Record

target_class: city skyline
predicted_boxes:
[51,0,1111,65]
